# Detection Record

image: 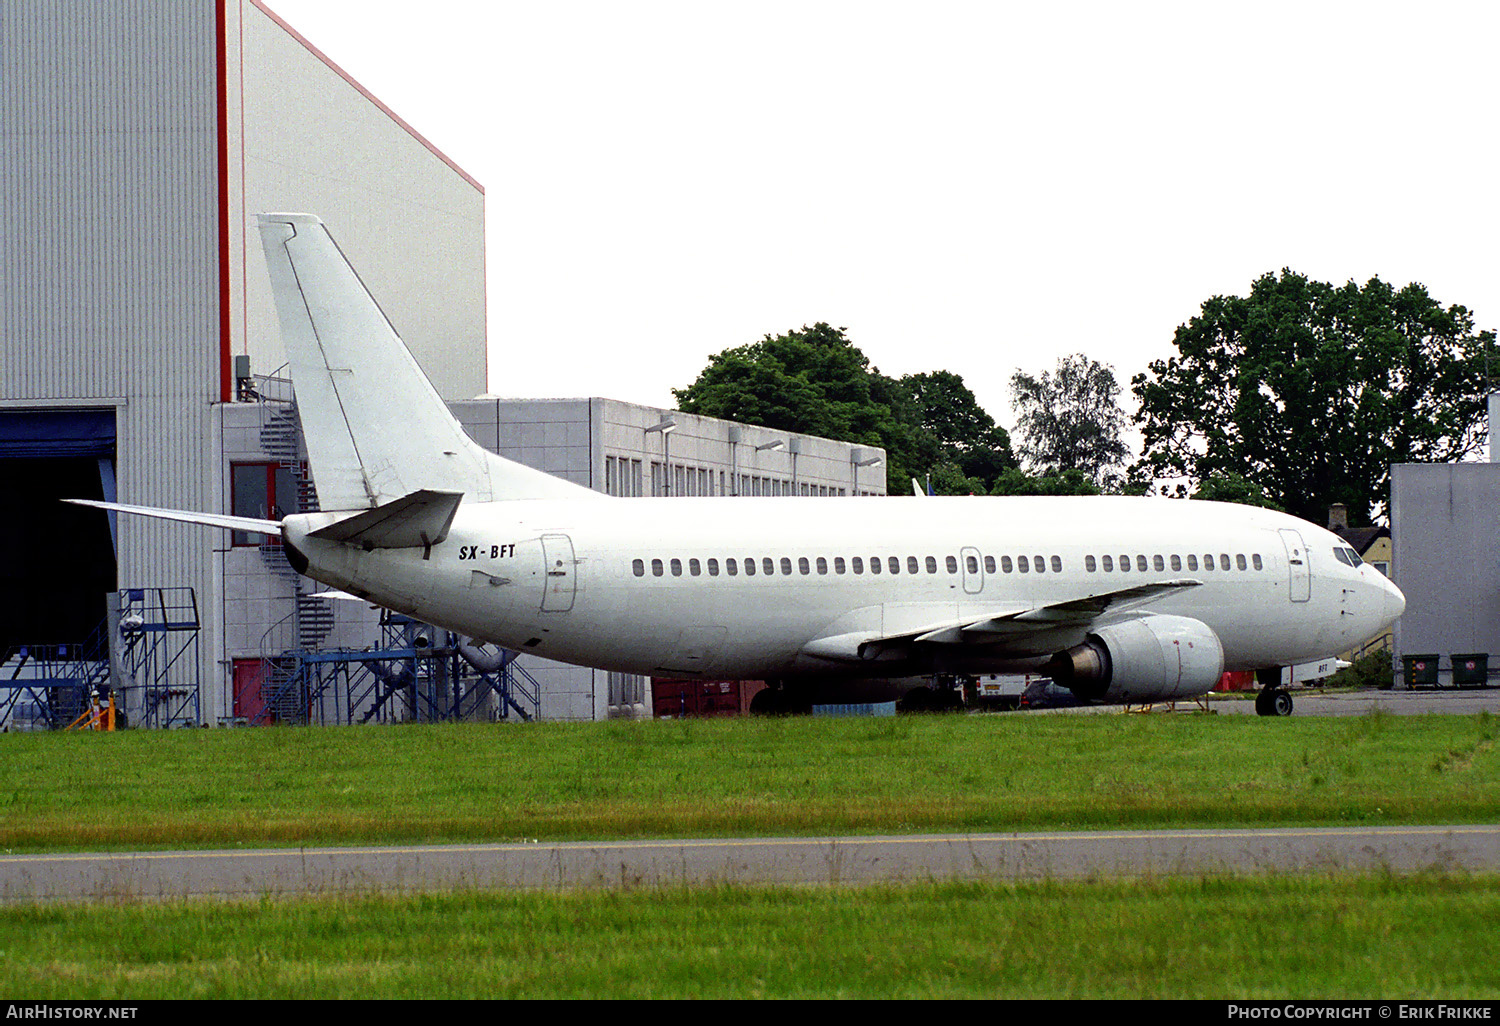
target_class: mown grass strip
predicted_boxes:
[1,712,1495,851]
[3,874,1497,999]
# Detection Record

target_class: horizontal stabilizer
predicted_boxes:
[64,499,282,537]
[308,489,463,549]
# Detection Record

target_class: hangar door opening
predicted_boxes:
[0,410,118,652]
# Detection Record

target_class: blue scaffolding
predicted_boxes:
[1,587,201,730]
[247,612,539,726]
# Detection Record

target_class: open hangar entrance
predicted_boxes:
[0,409,117,652]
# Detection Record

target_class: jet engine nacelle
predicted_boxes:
[1047,614,1225,704]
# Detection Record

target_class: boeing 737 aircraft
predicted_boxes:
[73,213,1405,717]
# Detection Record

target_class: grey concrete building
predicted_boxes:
[2,0,887,728]
[1390,461,1500,687]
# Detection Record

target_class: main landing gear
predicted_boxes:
[1253,666,1295,716]
[1254,687,1294,716]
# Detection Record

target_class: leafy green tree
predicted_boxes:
[988,467,1102,497]
[1190,472,1284,511]
[673,324,1015,494]
[1132,271,1493,525]
[1009,354,1131,487]
[901,370,1016,488]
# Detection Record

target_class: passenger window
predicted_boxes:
[890,556,901,574]
[780,557,792,575]
[633,558,645,577]
[671,558,683,577]
[707,558,719,576]
[1136,555,1148,572]
[852,557,864,574]
[727,558,738,576]
[1001,555,1013,573]
[1085,555,1097,572]
[689,558,701,576]
[798,557,810,575]
[946,555,959,574]
[965,555,978,574]
[1203,554,1214,570]
[1051,556,1062,573]
[1101,555,1113,572]
[1119,554,1131,571]
[1170,555,1181,572]
[1220,553,1231,570]
[870,556,882,575]
[1153,555,1165,572]
[925,556,937,574]
[744,557,756,576]
[652,558,664,577]
[1187,554,1198,571]
[907,556,919,574]
[1018,555,1029,573]
[1253,554,1263,570]
[1236,553,1247,571]
[835,556,846,574]
[816,556,827,575]
[1033,554,1045,574]
[983,556,995,574]
[764,557,775,575]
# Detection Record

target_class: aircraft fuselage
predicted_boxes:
[284,493,1404,685]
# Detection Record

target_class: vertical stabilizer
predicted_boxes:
[255,213,600,510]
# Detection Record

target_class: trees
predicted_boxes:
[672,324,1015,494]
[900,370,1016,490]
[1132,271,1493,525]
[1009,354,1130,488]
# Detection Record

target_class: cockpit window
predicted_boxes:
[1332,547,1363,567]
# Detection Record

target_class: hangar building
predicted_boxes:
[1,1,886,728]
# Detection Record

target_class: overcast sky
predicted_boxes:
[267,0,1499,437]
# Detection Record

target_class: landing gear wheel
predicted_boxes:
[1255,688,1294,717]
[749,687,783,715]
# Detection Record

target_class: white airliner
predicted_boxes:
[73,213,1405,717]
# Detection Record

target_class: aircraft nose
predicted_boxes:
[1380,574,1406,625]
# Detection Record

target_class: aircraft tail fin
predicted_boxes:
[255,213,601,510]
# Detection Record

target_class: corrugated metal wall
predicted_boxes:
[2,0,221,691]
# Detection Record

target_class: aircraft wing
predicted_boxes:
[800,579,1202,662]
[63,499,282,537]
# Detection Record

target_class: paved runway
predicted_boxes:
[1209,688,1500,716]
[4,824,1498,903]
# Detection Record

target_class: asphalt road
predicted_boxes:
[4,824,1498,903]
[1210,687,1500,716]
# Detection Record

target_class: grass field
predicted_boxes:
[3,712,1497,998]
[4,876,1498,998]
[1,711,1496,851]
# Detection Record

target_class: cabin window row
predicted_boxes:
[1082,552,1263,573]
[630,553,1068,579]
[630,550,1266,578]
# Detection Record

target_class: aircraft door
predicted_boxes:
[960,546,984,595]
[1278,528,1311,603]
[539,533,577,612]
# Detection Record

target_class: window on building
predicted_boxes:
[231,462,297,546]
